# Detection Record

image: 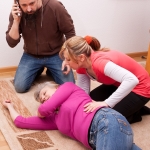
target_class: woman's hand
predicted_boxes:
[62,60,71,75]
[84,101,109,113]
[3,100,13,109]
[3,100,20,121]
[37,111,45,118]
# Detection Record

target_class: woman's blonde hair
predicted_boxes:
[34,81,58,103]
[59,36,109,62]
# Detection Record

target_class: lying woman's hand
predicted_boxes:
[83,101,109,113]
[3,100,13,109]
[37,111,45,118]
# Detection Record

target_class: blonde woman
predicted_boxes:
[3,82,140,150]
[59,36,150,124]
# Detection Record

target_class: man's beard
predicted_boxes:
[24,11,36,21]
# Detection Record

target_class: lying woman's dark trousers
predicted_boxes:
[90,84,150,124]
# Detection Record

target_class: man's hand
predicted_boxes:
[12,3,22,21]
[84,101,109,113]
[62,60,71,75]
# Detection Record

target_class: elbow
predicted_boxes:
[135,78,139,85]
[7,43,16,48]
[14,121,22,128]
[129,76,139,88]
[65,29,76,40]
[6,34,20,48]
[6,38,17,48]
[133,77,139,86]
[14,121,23,129]
[14,116,26,129]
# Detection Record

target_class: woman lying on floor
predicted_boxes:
[3,82,141,150]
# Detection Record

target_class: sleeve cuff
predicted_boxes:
[6,34,20,48]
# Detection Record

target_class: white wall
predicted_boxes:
[0,0,23,68]
[0,0,150,68]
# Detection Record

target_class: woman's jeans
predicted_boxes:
[89,108,141,150]
[14,52,75,93]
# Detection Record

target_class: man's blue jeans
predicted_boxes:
[89,108,141,150]
[14,52,75,93]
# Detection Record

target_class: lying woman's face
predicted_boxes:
[39,86,55,103]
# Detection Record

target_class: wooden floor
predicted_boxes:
[0,55,147,150]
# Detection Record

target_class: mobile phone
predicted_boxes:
[14,0,21,16]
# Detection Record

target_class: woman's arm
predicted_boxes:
[3,100,57,130]
[38,82,76,117]
[3,100,19,121]
[104,61,139,107]
[83,61,139,112]
[76,73,91,94]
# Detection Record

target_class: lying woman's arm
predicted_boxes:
[3,100,19,121]
[3,100,57,130]
[38,82,76,117]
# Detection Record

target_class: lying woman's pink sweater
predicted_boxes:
[14,82,99,149]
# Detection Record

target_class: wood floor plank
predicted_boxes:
[0,131,10,149]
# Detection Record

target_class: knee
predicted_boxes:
[14,81,29,93]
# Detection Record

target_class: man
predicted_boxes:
[6,0,75,93]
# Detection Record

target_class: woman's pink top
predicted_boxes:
[14,82,100,149]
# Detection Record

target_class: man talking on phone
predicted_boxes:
[6,0,75,93]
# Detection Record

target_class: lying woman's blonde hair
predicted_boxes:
[34,81,58,103]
